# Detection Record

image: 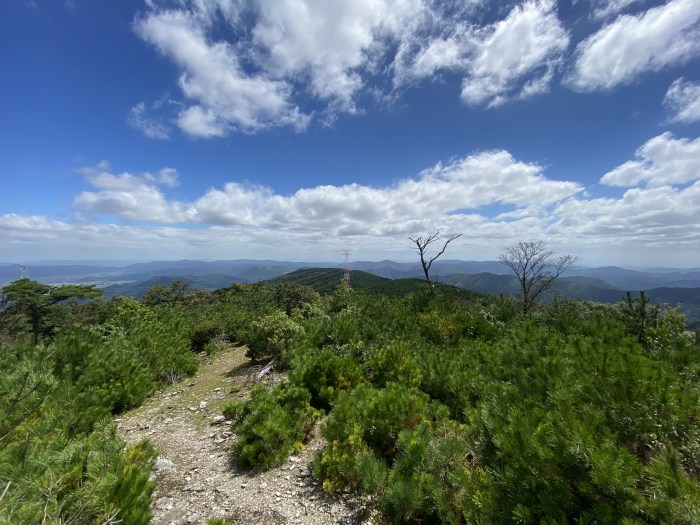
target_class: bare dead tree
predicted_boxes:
[499,240,576,314]
[409,230,462,286]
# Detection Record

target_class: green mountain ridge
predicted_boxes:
[99,268,700,327]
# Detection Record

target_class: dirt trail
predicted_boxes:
[116,346,366,525]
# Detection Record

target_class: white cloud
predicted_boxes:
[135,8,310,135]
[600,133,700,187]
[5,137,700,264]
[590,0,644,20]
[135,0,573,135]
[459,0,569,107]
[551,182,700,247]
[74,164,185,222]
[250,0,425,111]
[73,151,582,233]
[127,102,171,139]
[393,0,569,107]
[568,0,700,91]
[64,153,581,261]
[537,131,700,259]
[664,77,700,123]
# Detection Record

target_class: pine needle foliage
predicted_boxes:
[0,286,200,524]
[219,283,700,523]
[233,384,321,469]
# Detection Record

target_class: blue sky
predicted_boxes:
[1,0,699,266]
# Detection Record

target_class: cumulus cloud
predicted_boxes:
[5,135,700,264]
[134,0,574,136]
[568,0,700,91]
[73,151,582,234]
[538,131,700,257]
[250,0,425,112]
[393,0,569,107]
[74,163,185,222]
[664,78,700,124]
[135,8,310,135]
[600,133,700,187]
[551,182,700,247]
[459,0,569,107]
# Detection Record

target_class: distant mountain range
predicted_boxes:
[2,259,699,327]
[3,259,700,288]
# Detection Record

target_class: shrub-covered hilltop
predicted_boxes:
[224,282,700,523]
[2,277,700,524]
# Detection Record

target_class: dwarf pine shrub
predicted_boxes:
[234,383,321,469]
[289,347,364,410]
[316,382,449,491]
[243,310,305,361]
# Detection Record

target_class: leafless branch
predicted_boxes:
[499,240,576,314]
[409,230,462,286]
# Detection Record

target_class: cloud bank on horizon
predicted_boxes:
[3,131,699,264]
[1,0,700,266]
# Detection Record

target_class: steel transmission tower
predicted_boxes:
[341,250,352,287]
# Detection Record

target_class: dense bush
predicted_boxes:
[0,354,156,524]
[4,277,700,524]
[233,383,321,469]
[242,310,305,361]
[221,283,700,523]
[316,382,448,491]
[289,347,365,410]
[0,291,199,524]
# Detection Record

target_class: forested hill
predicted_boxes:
[98,267,700,326]
[268,268,700,324]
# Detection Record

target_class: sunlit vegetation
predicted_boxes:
[226,283,700,523]
[1,275,699,523]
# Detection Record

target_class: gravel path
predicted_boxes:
[116,346,368,525]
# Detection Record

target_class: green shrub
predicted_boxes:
[317,382,448,491]
[0,419,155,525]
[53,326,156,431]
[367,339,422,389]
[243,310,305,361]
[234,384,320,469]
[189,317,225,352]
[289,348,365,410]
[207,518,237,525]
[222,400,245,421]
[271,282,320,316]
[382,421,495,524]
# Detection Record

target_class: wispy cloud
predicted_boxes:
[663,78,700,124]
[127,102,171,139]
[589,0,644,20]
